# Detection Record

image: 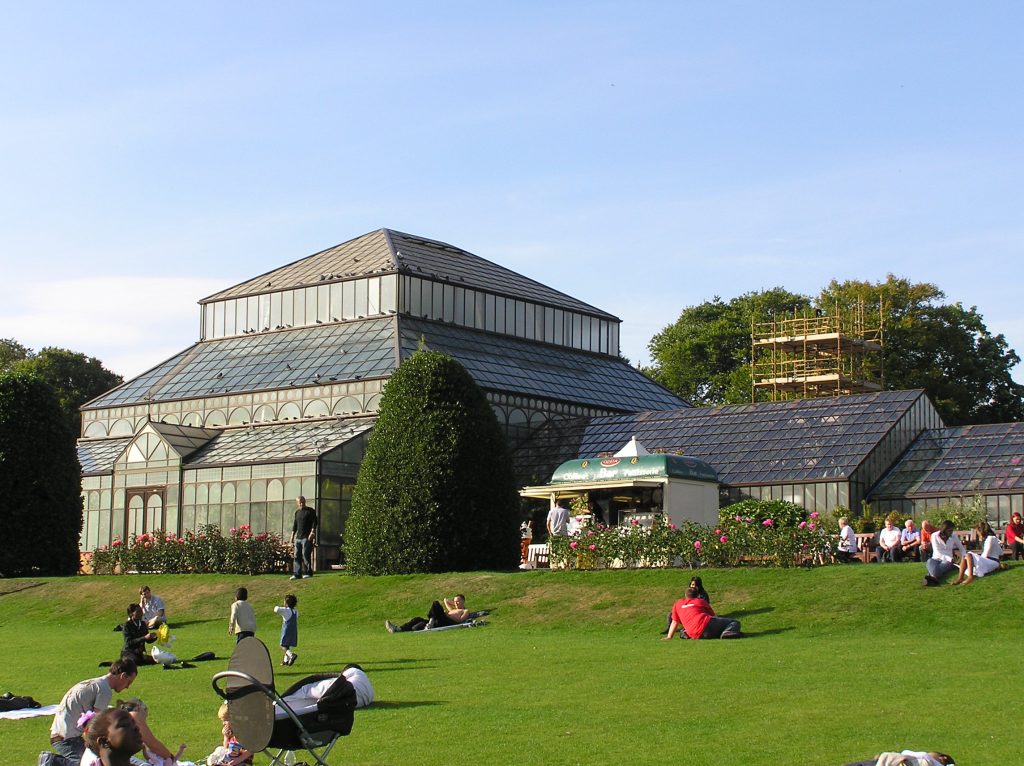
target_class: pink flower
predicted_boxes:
[241,524,251,530]
[715,528,721,535]
[734,515,742,522]
[669,523,677,530]
[588,544,597,551]
[570,541,578,549]
[586,530,594,537]
[112,540,122,547]
[810,512,820,520]
[229,528,237,534]
[745,517,753,523]
[719,536,728,543]
[694,540,702,550]
[762,519,774,527]
[809,523,816,530]
[143,542,151,548]
[630,519,639,526]
[799,521,807,529]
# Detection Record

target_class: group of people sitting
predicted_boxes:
[836,514,1018,585]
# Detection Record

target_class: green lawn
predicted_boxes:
[1,564,1014,765]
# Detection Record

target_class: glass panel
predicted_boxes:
[224,299,237,336]
[330,282,343,321]
[474,291,486,329]
[453,286,464,324]
[213,302,224,337]
[544,307,554,343]
[355,279,368,318]
[270,291,282,330]
[304,287,317,325]
[590,316,600,351]
[515,300,526,336]
[246,296,259,331]
[442,283,454,322]
[525,303,535,340]
[259,293,271,331]
[485,294,495,331]
[282,290,294,327]
[292,289,305,326]
[408,277,421,317]
[432,281,444,319]
[495,296,506,333]
[203,303,214,340]
[554,310,564,345]
[343,280,356,320]
[367,277,381,315]
[380,274,397,313]
[317,284,330,323]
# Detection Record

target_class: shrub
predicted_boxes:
[345,350,520,575]
[0,371,82,576]
[90,525,290,575]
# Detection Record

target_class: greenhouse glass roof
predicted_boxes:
[400,318,685,412]
[185,418,375,467]
[514,390,928,486]
[78,437,133,475]
[870,422,1024,497]
[84,318,399,408]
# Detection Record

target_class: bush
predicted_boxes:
[345,350,520,575]
[90,525,290,575]
[934,496,989,530]
[0,371,82,576]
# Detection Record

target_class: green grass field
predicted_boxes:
[0,564,1014,765]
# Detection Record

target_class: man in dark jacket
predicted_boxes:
[290,495,318,579]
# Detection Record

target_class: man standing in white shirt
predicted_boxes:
[923,520,966,586]
[546,498,570,539]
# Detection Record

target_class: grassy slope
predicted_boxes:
[0,564,1014,765]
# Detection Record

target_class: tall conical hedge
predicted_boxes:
[345,350,520,574]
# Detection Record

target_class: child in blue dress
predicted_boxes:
[274,594,298,666]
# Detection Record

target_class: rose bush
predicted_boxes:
[90,524,291,575]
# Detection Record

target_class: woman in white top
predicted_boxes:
[953,521,1002,585]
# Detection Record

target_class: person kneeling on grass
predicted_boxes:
[385,594,471,633]
[661,587,742,640]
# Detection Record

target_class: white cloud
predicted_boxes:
[0,276,223,378]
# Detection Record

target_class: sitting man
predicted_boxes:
[900,519,922,562]
[923,520,966,586]
[121,604,158,665]
[138,585,167,629]
[385,594,472,633]
[661,587,741,640]
[876,518,902,563]
[836,517,860,563]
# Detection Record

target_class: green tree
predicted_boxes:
[645,288,810,404]
[0,338,31,371]
[11,347,122,437]
[345,350,520,574]
[0,371,83,576]
[646,277,1024,425]
[819,276,1024,424]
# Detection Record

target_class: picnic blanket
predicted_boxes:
[0,703,57,720]
[418,619,488,632]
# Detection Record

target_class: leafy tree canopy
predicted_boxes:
[345,350,520,575]
[0,338,31,371]
[0,371,82,576]
[646,276,1023,425]
[10,346,122,436]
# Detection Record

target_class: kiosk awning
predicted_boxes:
[519,479,665,499]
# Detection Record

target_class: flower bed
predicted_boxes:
[89,524,292,575]
[548,500,835,569]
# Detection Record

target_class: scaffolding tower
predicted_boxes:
[751,301,883,402]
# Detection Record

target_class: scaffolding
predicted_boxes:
[751,301,883,402]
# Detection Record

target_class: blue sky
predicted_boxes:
[1,2,1021,383]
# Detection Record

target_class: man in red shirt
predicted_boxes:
[662,587,742,640]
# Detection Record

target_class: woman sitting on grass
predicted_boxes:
[953,521,1003,585]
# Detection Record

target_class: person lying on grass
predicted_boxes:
[661,587,742,640]
[385,594,471,632]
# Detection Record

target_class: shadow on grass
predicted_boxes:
[0,581,46,597]
[722,606,775,618]
[741,626,795,637]
[361,700,442,710]
[169,618,221,627]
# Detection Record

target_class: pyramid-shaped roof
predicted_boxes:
[201,229,614,318]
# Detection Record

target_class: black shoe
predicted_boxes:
[923,575,939,587]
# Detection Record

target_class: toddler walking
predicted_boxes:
[227,587,256,643]
[274,594,299,666]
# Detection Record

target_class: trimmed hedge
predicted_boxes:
[345,350,520,574]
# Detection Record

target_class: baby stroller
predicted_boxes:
[211,637,357,766]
